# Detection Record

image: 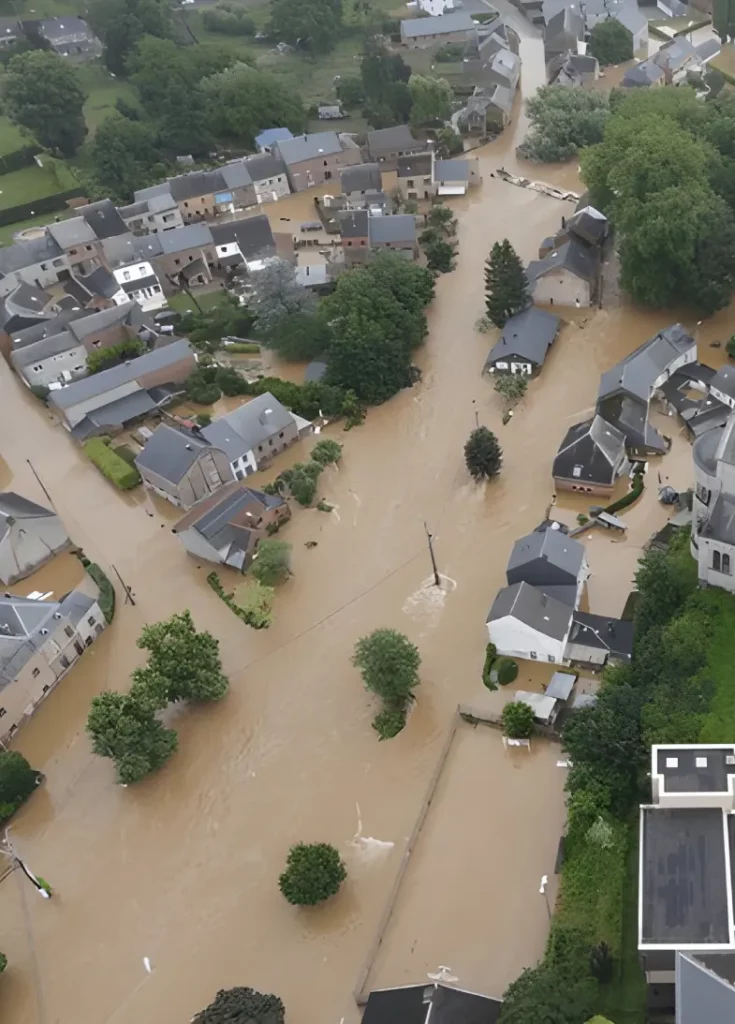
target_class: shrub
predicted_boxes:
[30,384,49,401]
[727,334,735,359]
[250,540,291,586]
[589,941,614,984]
[497,657,518,685]
[577,513,589,526]
[373,704,407,739]
[502,700,534,738]
[279,842,346,905]
[84,562,115,623]
[223,342,260,353]
[310,439,343,465]
[112,444,138,467]
[495,374,528,404]
[87,338,146,374]
[603,472,644,515]
[84,438,141,490]
[192,987,285,1024]
[0,952,6,973]
[0,751,40,822]
[196,412,212,427]
[482,642,497,690]
[207,572,274,629]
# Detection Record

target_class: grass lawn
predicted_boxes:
[0,117,30,159]
[0,164,67,210]
[695,586,735,742]
[0,211,61,245]
[77,64,141,134]
[167,291,226,314]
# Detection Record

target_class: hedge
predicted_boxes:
[84,438,141,490]
[603,472,644,516]
[80,559,116,623]
[0,186,85,229]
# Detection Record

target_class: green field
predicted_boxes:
[167,290,226,314]
[0,116,30,158]
[0,163,68,210]
[77,63,141,134]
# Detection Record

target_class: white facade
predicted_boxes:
[487,614,570,663]
[491,359,533,376]
[16,343,88,389]
[418,0,455,17]
[692,415,735,593]
[252,173,291,204]
[532,268,591,308]
[112,262,166,312]
[231,451,257,480]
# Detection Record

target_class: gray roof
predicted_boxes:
[148,192,178,214]
[341,163,382,194]
[677,952,735,1024]
[201,393,295,460]
[711,364,735,402]
[158,223,214,254]
[702,491,735,545]
[135,424,214,483]
[11,329,79,369]
[486,581,573,640]
[0,234,64,276]
[654,36,696,72]
[275,132,343,165]
[362,983,502,1024]
[78,390,157,435]
[485,307,559,368]
[368,214,416,245]
[339,210,369,238]
[507,527,585,582]
[48,339,194,410]
[134,182,175,203]
[401,12,476,37]
[47,217,97,250]
[0,492,56,541]
[715,413,735,466]
[39,15,94,39]
[243,152,287,182]
[67,300,138,341]
[567,610,634,661]
[544,6,585,43]
[545,671,576,700]
[80,266,121,299]
[5,282,54,315]
[0,589,96,687]
[598,324,695,403]
[366,125,420,156]
[220,162,253,190]
[526,238,597,284]
[168,169,227,202]
[79,199,127,240]
[210,216,274,259]
[397,153,433,179]
[696,38,721,62]
[553,414,626,486]
[11,308,88,348]
[118,200,148,220]
[102,233,163,268]
[622,60,665,87]
[433,159,470,183]
[567,206,608,245]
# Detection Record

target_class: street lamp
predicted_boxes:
[539,874,551,920]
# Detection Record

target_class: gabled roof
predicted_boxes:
[0,234,64,276]
[0,492,57,538]
[622,60,665,87]
[102,233,163,270]
[79,199,128,240]
[487,581,573,640]
[526,238,596,284]
[255,127,294,149]
[507,527,585,583]
[397,153,433,179]
[339,209,369,238]
[711,364,735,402]
[434,158,470,182]
[66,300,139,341]
[210,215,274,259]
[567,205,608,245]
[135,424,214,484]
[553,414,626,486]
[80,266,121,300]
[544,6,585,42]
[401,12,476,37]
[243,152,287,182]
[201,393,295,460]
[168,169,228,202]
[11,329,79,368]
[568,610,634,661]
[368,214,416,245]
[366,125,420,156]
[157,223,214,254]
[598,324,695,403]
[39,15,93,39]
[275,132,343,165]
[47,217,97,249]
[485,307,559,368]
[341,162,382,194]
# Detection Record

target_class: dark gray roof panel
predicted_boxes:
[135,424,210,483]
[486,307,560,368]
[362,983,502,1024]
[507,528,585,583]
[486,581,573,640]
[599,324,695,403]
[655,747,735,794]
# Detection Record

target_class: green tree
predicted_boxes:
[251,258,316,333]
[135,610,229,703]
[0,750,39,820]
[423,236,456,273]
[233,579,275,629]
[588,19,633,66]
[311,439,343,465]
[268,0,344,53]
[278,461,323,505]
[180,295,257,352]
[337,74,364,109]
[484,239,529,327]
[426,203,457,235]
[517,86,609,162]
[201,62,306,146]
[728,335,735,358]
[89,115,167,202]
[496,657,518,684]
[495,374,528,404]
[250,540,292,586]
[3,50,87,156]
[192,987,285,1024]
[0,951,6,973]
[499,961,597,1024]
[87,690,178,784]
[87,0,173,75]
[408,74,453,126]
[435,126,464,158]
[502,700,534,738]
[634,543,697,639]
[353,628,420,706]
[360,38,412,127]
[464,426,502,480]
[202,4,257,35]
[266,311,330,362]
[278,842,346,905]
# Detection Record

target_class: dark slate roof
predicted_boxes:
[339,210,369,238]
[39,15,93,40]
[526,238,596,284]
[5,282,54,315]
[486,581,573,640]
[168,169,227,202]
[275,132,342,165]
[553,414,626,486]
[255,127,294,149]
[655,746,735,795]
[701,491,735,545]
[401,12,476,37]
[210,215,275,259]
[80,199,128,240]
[362,984,502,1024]
[201,393,295,460]
[397,153,433,179]
[341,162,382,194]
[622,61,665,87]
[367,125,420,156]
[47,216,97,249]
[485,307,559,368]
[120,274,158,294]
[507,527,585,583]
[567,206,608,245]
[544,6,584,43]
[80,266,121,299]
[598,324,695,403]
[243,152,287,182]
[135,424,212,483]
[0,233,64,276]
[158,223,214,254]
[602,393,667,452]
[368,214,416,245]
[710,363,735,402]
[568,610,634,662]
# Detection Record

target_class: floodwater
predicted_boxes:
[1,8,734,1023]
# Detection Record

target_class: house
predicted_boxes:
[564,610,634,666]
[67,266,125,310]
[79,199,128,241]
[623,36,721,88]
[172,481,290,570]
[553,415,629,496]
[692,413,735,592]
[485,47,521,92]
[543,0,648,54]
[0,233,68,298]
[708,364,735,410]
[47,338,196,438]
[135,167,257,225]
[47,217,108,277]
[255,127,294,153]
[135,424,233,509]
[0,590,106,745]
[657,362,728,439]
[340,163,383,198]
[0,283,60,354]
[152,224,215,291]
[36,16,102,59]
[548,51,599,86]
[458,84,514,134]
[400,12,478,49]
[118,194,184,235]
[505,528,588,606]
[433,157,481,196]
[525,238,597,307]
[210,216,276,273]
[368,214,418,259]
[366,125,424,170]
[242,153,291,204]
[273,132,362,192]
[514,689,560,726]
[201,392,310,478]
[361,982,502,1024]
[417,0,456,16]
[638,744,735,1013]
[0,17,21,47]
[486,580,575,664]
[112,262,167,312]
[483,307,560,376]
[339,209,370,266]
[621,61,666,88]
[559,206,608,248]
[318,104,344,120]
[598,323,696,455]
[397,152,434,201]
[543,6,585,62]
[0,492,70,584]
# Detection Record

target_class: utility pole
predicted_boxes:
[26,459,55,509]
[472,399,479,429]
[111,564,136,606]
[423,521,441,588]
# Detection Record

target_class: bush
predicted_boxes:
[495,374,528,404]
[112,444,138,467]
[30,384,50,401]
[0,951,6,972]
[603,472,644,515]
[196,412,212,427]
[482,642,497,689]
[84,562,115,623]
[497,657,518,685]
[727,334,735,359]
[250,540,291,586]
[310,439,343,465]
[192,987,285,1024]
[87,338,146,374]
[373,704,407,739]
[517,86,609,163]
[0,751,40,822]
[84,438,141,490]
[577,513,589,526]
[278,842,346,905]
[224,342,260,353]
[207,572,273,629]
[502,700,534,738]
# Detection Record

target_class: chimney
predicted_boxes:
[185,444,193,450]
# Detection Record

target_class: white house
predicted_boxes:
[243,153,291,205]
[486,581,574,663]
[417,0,455,16]
[200,393,309,479]
[112,262,167,313]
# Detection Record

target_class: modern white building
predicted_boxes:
[417,0,455,16]
[112,262,166,313]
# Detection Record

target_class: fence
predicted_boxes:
[0,187,86,229]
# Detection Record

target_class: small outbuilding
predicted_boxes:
[483,307,560,376]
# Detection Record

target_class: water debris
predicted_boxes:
[348,803,394,864]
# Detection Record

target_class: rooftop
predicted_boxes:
[401,11,476,37]
[599,324,695,404]
[201,393,295,461]
[553,415,627,486]
[341,162,382,194]
[655,746,735,795]
[362,983,502,1024]
[567,610,634,662]
[526,238,597,284]
[434,158,470,182]
[397,153,433,179]
[243,152,287,182]
[135,424,213,484]
[47,217,97,250]
[507,527,585,582]
[485,306,559,368]
[366,125,420,155]
[158,223,214,254]
[486,581,573,640]
[275,132,343,165]
[368,213,416,245]
[255,127,294,149]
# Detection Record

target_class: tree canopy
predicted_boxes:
[3,50,87,156]
[87,689,178,784]
[464,427,502,480]
[485,239,529,327]
[250,258,317,334]
[87,0,174,75]
[250,540,292,586]
[135,610,229,704]
[89,115,167,203]
[409,74,453,126]
[517,86,609,162]
[359,38,412,127]
[353,628,421,706]
[0,750,39,821]
[588,19,633,66]
[201,62,306,145]
[278,842,346,905]
[268,0,344,53]
[192,987,285,1024]
[502,701,534,739]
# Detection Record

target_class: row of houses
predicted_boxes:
[622,33,720,88]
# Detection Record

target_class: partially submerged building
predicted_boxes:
[0,493,71,584]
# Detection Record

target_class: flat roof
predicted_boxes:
[655,746,735,794]
[640,807,732,947]
[546,671,576,701]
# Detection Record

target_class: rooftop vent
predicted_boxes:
[726,755,735,765]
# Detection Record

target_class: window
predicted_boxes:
[695,756,708,768]
[184,201,189,208]
[188,254,194,261]
[713,549,722,572]
[323,160,328,167]
[93,340,101,348]
[53,258,63,267]
[152,285,161,293]
[724,553,731,574]
[42,684,50,694]
[346,240,352,246]
[64,625,74,638]
[666,756,679,768]
[0,708,5,718]
[40,262,47,271]
[174,258,181,266]
[69,248,77,255]
[548,655,556,663]
[87,616,95,626]
[60,655,69,669]
[257,444,263,452]
[123,271,131,281]
[530,651,537,660]
[32,667,40,677]
[85,245,93,252]
[268,439,273,446]
[495,361,508,370]
[572,466,582,478]
[33,364,42,372]
[278,432,284,439]
[234,468,244,480]
[407,179,414,188]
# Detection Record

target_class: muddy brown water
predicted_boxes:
[1,11,734,1024]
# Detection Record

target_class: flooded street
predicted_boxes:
[0,14,732,1024]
